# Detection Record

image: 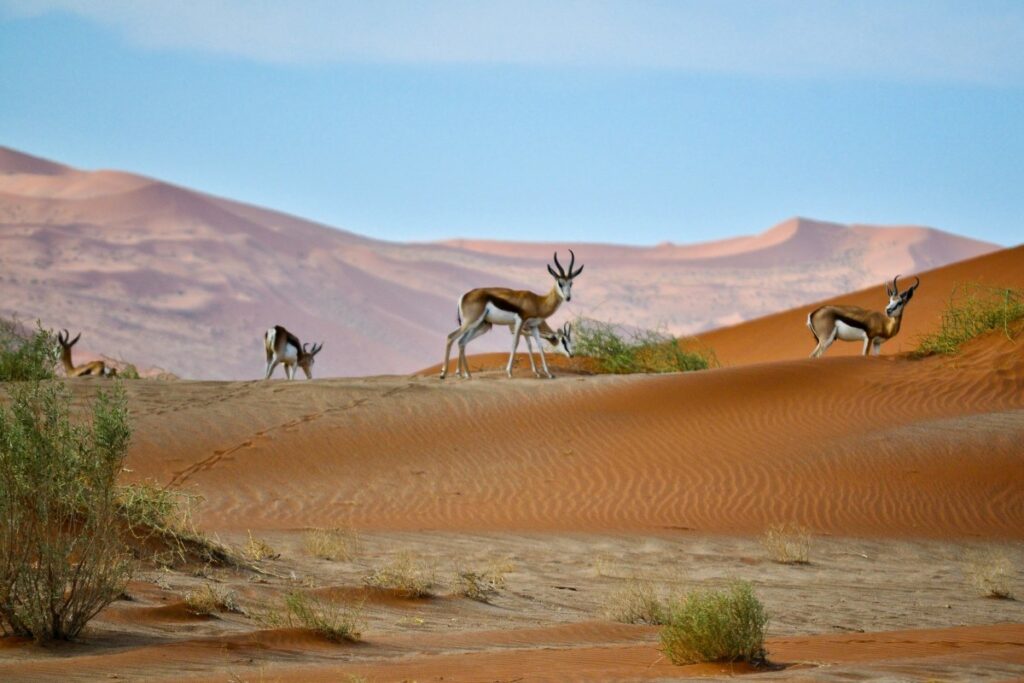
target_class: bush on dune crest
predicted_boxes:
[915,283,1024,357]
[572,317,717,374]
[0,318,57,381]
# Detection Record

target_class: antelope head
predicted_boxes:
[556,321,574,357]
[298,342,323,379]
[546,249,585,302]
[884,275,920,317]
[57,329,81,351]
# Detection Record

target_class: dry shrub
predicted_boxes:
[363,553,434,598]
[453,566,508,603]
[604,578,666,625]
[243,530,278,561]
[184,583,239,615]
[0,380,133,642]
[761,524,811,565]
[303,527,359,561]
[283,591,362,642]
[661,581,768,666]
[117,482,239,567]
[966,549,1016,600]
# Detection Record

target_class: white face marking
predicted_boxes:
[556,278,573,302]
[834,320,868,342]
[885,295,903,316]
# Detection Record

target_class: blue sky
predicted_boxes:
[1,1,1022,246]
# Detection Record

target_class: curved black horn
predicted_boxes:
[302,342,311,355]
[552,251,566,277]
[71,332,81,346]
[313,342,323,355]
[567,249,575,276]
[58,329,67,344]
[909,276,920,292]
[892,275,901,294]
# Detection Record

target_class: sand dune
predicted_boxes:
[0,146,998,378]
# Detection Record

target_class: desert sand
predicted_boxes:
[2,239,1023,679]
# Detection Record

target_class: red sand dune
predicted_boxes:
[0,145,998,378]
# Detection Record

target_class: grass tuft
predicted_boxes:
[573,317,716,374]
[660,581,768,666]
[243,530,279,561]
[761,524,811,565]
[283,591,362,642]
[364,553,435,598]
[303,527,359,561]
[915,283,1024,357]
[183,584,240,615]
[604,578,667,625]
[966,549,1016,600]
[453,567,508,603]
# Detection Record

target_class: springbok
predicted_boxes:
[441,250,584,379]
[807,275,920,357]
[264,325,323,379]
[56,329,112,377]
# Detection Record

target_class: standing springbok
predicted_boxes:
[264,325,323,379]
[807,275,920,357]
[441,250,584,379]
[56,329,111,377]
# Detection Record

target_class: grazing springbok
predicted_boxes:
[441,250,583,379]
[264,325,323,379]
[56,329,112,377]
[807,275,920,357]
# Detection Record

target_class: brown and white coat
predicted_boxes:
[807,275,920,357]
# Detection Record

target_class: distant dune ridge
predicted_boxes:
[0,146,1000,379]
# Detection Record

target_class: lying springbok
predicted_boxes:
[264,325,323,379]
[56,329,112,377]
[807,275,920,357]
[441,250,584,379]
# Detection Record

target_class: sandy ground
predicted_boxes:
[1,317,1022,681]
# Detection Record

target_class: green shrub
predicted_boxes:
[573,317,716,374]
[660,581,768,665]
[915,283,1024,357]
[119,364,141,380]
[0,319,57,381]
[0,380,133,642]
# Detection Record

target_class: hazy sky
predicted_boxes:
[2,1,1022,246]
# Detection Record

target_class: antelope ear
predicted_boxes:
[563,321,571,336]
[547,264,559,278]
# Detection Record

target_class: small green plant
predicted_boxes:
[303,527,359,561]
[0,318,57,381]
[915,283,1024,357]
[604,577,667,625]
[283,591,362,642]
[363,553,434,598]
[0,379,133,642]
[761,524,811,565]
[660,581,768,666]
[119,364,141,380]
[573,317,716,374]
[966,549,1016,600]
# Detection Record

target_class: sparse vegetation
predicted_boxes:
[604,577,667,625]
[573,317,717,374]
[0,318,57,381]
[184,583,239,615]
[761,524,811,565]
[117,481,240,568]
[915,283,1024,357]
[966,549,1016,600]
[303,527,359,561]
[283,591,362,642]
[660,581,768,666]
[363,553,435,598]
[0,379,133,642]
[243,530,278,561]
[118,364,141,380]
[453,566,508,603]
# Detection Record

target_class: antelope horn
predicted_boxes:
[567,249,575,276]
[71,332,81,346]
[302,342,311,355]
[313,342,323,355]
[58,329,67,344]
[552,251,566,277]
[908,276,920,292]
[892,275,901,294]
